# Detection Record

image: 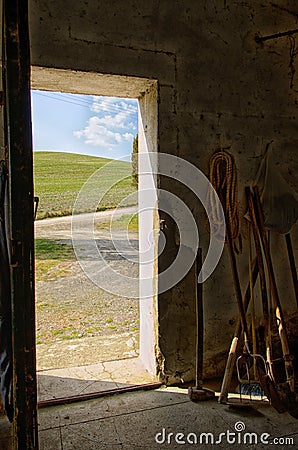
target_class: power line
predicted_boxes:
[32,91,91,109]
[58,91,136,111]
[34,90,138,116]
[32,91,138,116]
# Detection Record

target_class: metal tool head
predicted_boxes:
[188,386,215,402]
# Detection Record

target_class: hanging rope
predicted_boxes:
[209,150,241,249]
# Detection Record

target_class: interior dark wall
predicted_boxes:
[29,1,297,382]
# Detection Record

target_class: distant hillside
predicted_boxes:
[33,151,136,219]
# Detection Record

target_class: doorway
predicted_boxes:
[31,67,159,403]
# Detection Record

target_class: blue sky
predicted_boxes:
[31,90,138,160]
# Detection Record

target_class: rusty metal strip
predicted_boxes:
[38,382,163,409]
[255,28,298,43]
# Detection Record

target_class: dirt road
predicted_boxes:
[34,207,140,370]
[35,206,137,239]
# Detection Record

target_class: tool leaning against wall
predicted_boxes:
[251,145,298,417]
[210,147,298,417]
[209,150,281,410]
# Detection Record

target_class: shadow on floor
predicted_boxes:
[2,383,298,449]
[38,386,298,450]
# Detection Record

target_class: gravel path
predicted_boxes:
[35,206,137,238]
[35,208,140,368]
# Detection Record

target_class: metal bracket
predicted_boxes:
[255,28,298,43]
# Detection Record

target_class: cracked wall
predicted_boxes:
[29,0,297,383]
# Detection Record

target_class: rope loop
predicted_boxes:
[209,150,241,250]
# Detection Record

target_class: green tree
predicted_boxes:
[131,134,138,188]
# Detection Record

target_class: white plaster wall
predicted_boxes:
[138,85,159,376]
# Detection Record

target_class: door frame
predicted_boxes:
[3,0,38,448]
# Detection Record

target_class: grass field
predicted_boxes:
[33,151,137,219]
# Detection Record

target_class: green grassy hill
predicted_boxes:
[33,151,136,219]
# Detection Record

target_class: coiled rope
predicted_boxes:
[209,150,241,248]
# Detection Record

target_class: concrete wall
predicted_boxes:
[29,0,298,383]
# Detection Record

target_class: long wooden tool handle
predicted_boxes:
[225,216,250,344]
[196,248,203,388]
[247,187,274,379]
[285,233,298,307]
[218,337,238,404]
[253,186,294,392]
[246,187,269,322]
[218,258,258,404]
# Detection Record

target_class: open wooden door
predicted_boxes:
[2,0,38,448]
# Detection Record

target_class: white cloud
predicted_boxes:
[94,111,130,129]
[128,121,137,131]
[123,132,134,141]
[74,96,138,150]
[91,96,137,117]
[73,130,84,139]
[91,97,113,113]
[74,116,134,147]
